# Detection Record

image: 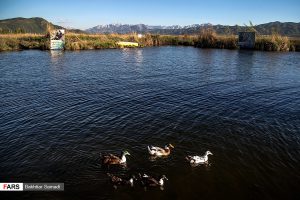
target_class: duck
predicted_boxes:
[185,150,213,164]
[140,173,168,190]
[147,144,174,156]
[101,150,130,166]
[107,173,136,189]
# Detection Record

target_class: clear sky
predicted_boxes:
[0,0,299,29]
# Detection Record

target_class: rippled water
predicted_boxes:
[0,47,299,200]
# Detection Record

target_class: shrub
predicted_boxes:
[195,28,218,48]
[255,34,290,51]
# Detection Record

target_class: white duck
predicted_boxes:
[185,151,213,164]
[147,144,174,156]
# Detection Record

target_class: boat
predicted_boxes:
[116,41,139,48]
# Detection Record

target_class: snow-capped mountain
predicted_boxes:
[87,24,148,34]
[85,22,300,36]
[86,23,214,34]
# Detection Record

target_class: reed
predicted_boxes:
[255,34,290,51]
[0,32,298,51]
[195,28,218,48]
[289,38,300,51]
[0,33,48,50]
[194,28,299,51]
[194,28,238,49]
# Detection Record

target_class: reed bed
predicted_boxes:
[195,29,238,49]
[0,32,299,51]
[255,34,290,51]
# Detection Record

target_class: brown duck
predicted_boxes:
[101,151,130,165]
[107,173,136,189]
[147,144,174,156]
[140,173,168,189]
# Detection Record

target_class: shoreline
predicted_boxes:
[0,33,299,52]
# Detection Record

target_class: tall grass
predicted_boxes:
[0,33,49,50]
[194,28,299,51]
[195,28,218,48]
[0,32,299,51]
[195,28,238,49]
[289,38,300,51]
[255,34,290,51]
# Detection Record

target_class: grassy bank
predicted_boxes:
[255,34,300,51]
[0,33,49,51]
[194,29,238,49]
[0,33,198,51]
[194,28,300,51]
[0,32,299,51]
[64,33,198,49]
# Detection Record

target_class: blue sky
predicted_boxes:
[0,0,299,29]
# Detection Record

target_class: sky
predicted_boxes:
[0,0,299,30]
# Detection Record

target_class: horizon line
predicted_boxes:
[0,17,299,30]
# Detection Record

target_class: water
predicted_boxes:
[0,47,299,200]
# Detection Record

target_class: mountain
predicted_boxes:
[86,22,300,36]
[87,24,148,34]
[255,21,300,36]
[86,23,213,34]
[0,17,86,34]
[0,17,63,33]
[0,17,299,36]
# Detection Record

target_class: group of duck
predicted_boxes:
[101,144,213,190]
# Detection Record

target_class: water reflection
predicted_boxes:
[134,49,143,65]
[236,50,255,81]
[148,155,168,162]
[198,49,215,66]
[120,48,132,61]
[50,50,64,60]
[49,50,65,66]
[49,50,66,79]
[263,52,286,77]
[196,49,215,83]
[121,48,144,65]
[189,162,212,169]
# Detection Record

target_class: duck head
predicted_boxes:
[161,175,168,181]
[120,151,130,164]
[206,151,213,156]
[122,151,131,156]
[129,174,136,186]
[165,144,174,149]
[159,175,168,186]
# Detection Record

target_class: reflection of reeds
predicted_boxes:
[0,32,299,51]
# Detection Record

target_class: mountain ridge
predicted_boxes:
[0,17,85,34]
[86,21,300,36]
[0,17,299,36]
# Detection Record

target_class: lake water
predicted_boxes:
[0,47,299,200]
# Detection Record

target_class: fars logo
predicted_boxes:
[0,183,23,191]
